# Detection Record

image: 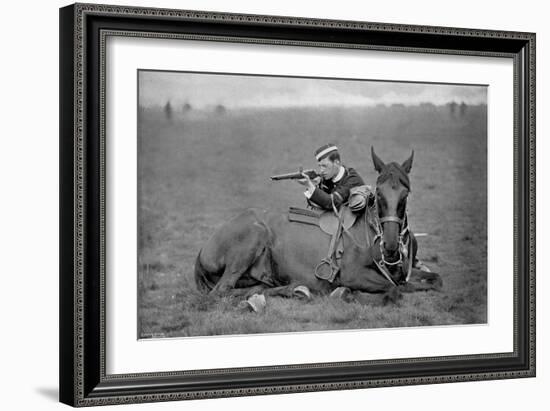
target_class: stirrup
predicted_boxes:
[315,258,339,282]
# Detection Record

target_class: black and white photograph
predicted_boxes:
[3,0,545,408]
[137,70,488,339]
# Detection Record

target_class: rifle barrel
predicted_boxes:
[270,169,318,181]
[270,172,302,181]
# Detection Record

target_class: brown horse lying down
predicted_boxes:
[194,148,442,303]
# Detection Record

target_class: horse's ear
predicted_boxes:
[401,150,414,174]
[371,147,386,173]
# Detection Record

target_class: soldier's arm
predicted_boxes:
[328,173,366,208]
[308,188,342,209]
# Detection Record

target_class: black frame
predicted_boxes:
[60,2,536,407]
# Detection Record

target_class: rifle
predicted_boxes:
[270,168,320,181]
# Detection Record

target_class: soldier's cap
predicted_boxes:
[315,144,339,161]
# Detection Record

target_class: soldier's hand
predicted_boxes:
[296,172,311,187]
[299,172,316,190]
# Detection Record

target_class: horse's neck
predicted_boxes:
[340,213,379,269]
[348,209,378,249]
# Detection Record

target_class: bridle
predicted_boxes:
[375,204,410,268]
[378,215,405,225]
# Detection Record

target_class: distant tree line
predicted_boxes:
[160,101,227,120]
[447,101,468,117]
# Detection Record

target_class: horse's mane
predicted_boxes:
[376,162,411,191]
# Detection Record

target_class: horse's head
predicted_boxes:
[371,147,414,261]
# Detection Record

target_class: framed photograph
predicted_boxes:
[59,2,535,407]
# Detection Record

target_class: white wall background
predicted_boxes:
[0,0,545,409]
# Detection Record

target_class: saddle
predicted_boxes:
[288,206,358,282]
[288,206,357,235]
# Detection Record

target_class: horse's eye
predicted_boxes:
[397,198,407,216]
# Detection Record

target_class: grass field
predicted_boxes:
[137,102,487,339]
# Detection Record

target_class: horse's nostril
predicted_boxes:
[384,242,399,253]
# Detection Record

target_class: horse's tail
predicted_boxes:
[194,251,218,294]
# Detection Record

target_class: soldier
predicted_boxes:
[297,143,367,210]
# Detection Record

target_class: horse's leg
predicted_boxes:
[402,268,443,292]
[210,253,263,295]
[242,285,269,299]
[219,247,276,300]
[210,223,269,295]
[262,284,300,299]
[247,247,275,287]
[225,285,268,299]
[353,268,441,306]
[210,264,249,295]
[224,283,310,303]
[352,285,403,306]
[330,287,353,302]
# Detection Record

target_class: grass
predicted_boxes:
[137,103,487,338]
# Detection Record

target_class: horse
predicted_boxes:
[194,147,442,302]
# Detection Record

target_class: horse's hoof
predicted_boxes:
[330,287,351,301]
[414,260,432,272]
[293,286,312,300]
[383,287,403,305]
[238,294,266,313]
[432,278,443,292]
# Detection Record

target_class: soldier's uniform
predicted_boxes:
[305,166,365,210]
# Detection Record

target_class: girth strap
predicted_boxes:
[314,196,345,283]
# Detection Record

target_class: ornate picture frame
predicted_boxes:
[59,3,535,407]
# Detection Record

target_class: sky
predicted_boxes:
[138,70,487,109]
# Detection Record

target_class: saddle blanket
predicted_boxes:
[287,207,322,227]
